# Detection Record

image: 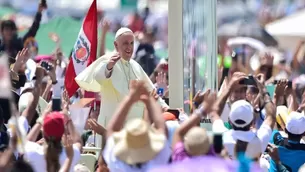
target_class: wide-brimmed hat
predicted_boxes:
[184,127,210,156]
[112,118,166,165]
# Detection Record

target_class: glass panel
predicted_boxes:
[182,0,217,115]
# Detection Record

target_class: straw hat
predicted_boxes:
[184,127,210,156]
[112,118,166,165]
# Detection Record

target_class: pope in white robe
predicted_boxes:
[75,28,169,146]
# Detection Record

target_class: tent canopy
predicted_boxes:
[265,9,305,51]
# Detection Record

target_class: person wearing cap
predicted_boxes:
[210,72,276,159]
[171,91,216,162]
[102,80,170,171]
[75,27,168,147]
[269,112,305,172]
[24,111,82,172]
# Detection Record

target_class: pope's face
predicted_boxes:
[114,32,134,60]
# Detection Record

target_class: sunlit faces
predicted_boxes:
[114,32,134,60]
[230,86,247,103]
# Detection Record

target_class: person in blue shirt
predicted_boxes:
[269,112,305,172]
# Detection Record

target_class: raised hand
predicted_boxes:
[106,53,121,70]
[13,48,30,72]
[228,72,247,89]
[274,79,287,99]
[254,73,265,92]
[101,19,111,33]
[49,32,60,43]
[193,89,211,107]
[155,72,168,93]
[129,80,149,102]
[87,119,106,136]
[201,91,217,114]
[35,66,47,82]
[261,53,274,66]
[62,134,74,159]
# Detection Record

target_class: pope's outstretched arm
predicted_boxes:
[75,55,111,92]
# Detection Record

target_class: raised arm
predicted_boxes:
[22,66,45,123]
[94,53,121,81]
[107,80,146,137]
[210,72,246,122]
[99,20,110,57]
[22,3,45,42]
[292,41,305,70]
[172,91,216,147]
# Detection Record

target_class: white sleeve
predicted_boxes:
[102,136,115,166]
[257,124,272,152]
[94,63,112,80]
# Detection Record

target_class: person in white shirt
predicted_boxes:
[24,111,82,172]
[210,72,276,159]
[103,80,171,172]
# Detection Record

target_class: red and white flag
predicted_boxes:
[65,0,98,97]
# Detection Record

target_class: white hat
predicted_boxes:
[112,118,166,165]
[184,127,210,156]
[286,111,305,135]
[115,27,133,40]
[229,100,254,128]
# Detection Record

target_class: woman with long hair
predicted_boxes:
[25,110,82,172]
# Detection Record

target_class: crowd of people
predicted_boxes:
[0,0,305,172]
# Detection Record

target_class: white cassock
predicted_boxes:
[75,53,169,146]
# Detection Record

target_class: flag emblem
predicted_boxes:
[73,34,90,65]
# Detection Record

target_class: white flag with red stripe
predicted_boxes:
[65,0,97,97]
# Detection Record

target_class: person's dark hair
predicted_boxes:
[1,20,17,32]
[44,137,63,172]
[9,159,34,172]
[285,129,304,141]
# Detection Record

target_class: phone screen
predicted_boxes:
[157,88,164,97]
[166,109,180,119]
[52,98,61,111]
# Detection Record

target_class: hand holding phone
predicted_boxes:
[239,75,256,86]
[41,61,53,71]
[273,80,292,88]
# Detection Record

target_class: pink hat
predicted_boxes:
[35,55,54,63]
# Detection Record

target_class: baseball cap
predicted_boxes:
[43,112,65,140]
[286,111,305,135]
[229,100,254,128]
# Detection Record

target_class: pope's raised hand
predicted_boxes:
[107,53,121,70]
